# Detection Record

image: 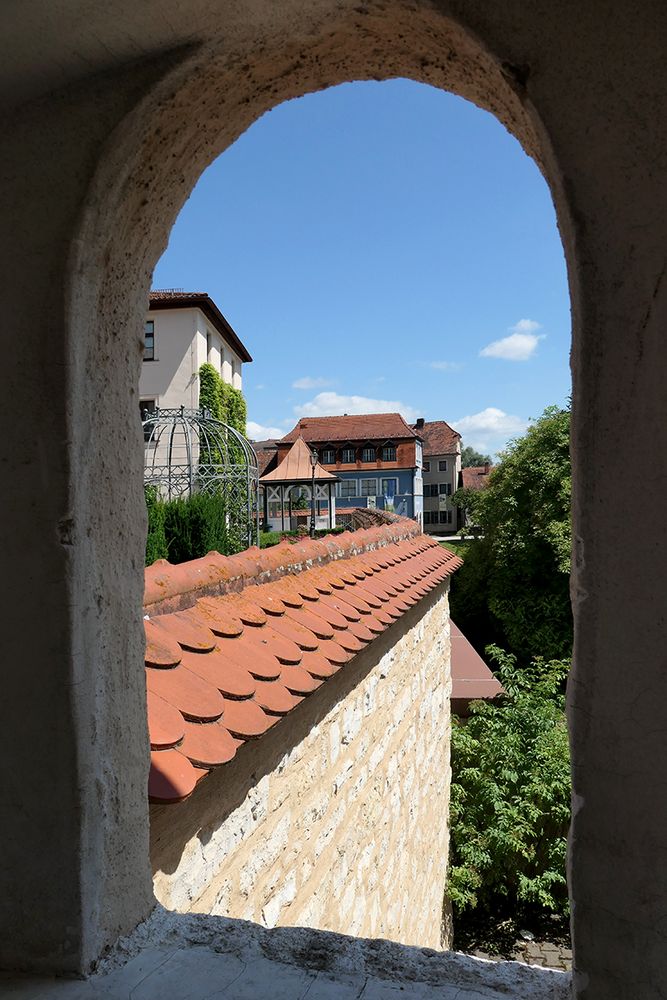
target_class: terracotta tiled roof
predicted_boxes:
[260,437,339,484]
[450,620,503,715]
[281,413,419,444]
[461,465,493,490]
[148,290,252,363]
[252,439,279,478]
[413,420,460,456]
[144,520,463,804]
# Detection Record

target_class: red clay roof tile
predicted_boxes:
[145,519,468,803]
[148,749,198,803]
[180,720,241,768]
[146,664,225,721]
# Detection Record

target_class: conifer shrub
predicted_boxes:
[145,486,168,563]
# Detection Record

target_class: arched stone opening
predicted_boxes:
[3,2,666,995]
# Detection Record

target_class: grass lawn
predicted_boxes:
[440,540,469,558]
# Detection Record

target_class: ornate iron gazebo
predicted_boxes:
[142,406,259,548]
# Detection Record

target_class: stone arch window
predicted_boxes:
[10,2,661,990]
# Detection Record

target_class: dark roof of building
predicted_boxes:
[252,439,279,477]
[412,420,460,456]
[148,290,253,363]
[450,620,503,714]
[281,413,420,444]
[143,521,464,804]
[461,465,493,490]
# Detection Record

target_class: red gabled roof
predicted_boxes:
[462,465,492,490]
[143,521,463,804]
[413,420,460,456]
[148,290,253,363]
[281,413,420,444]
[260,437,339,484]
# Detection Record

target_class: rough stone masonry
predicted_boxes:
[150,585,452,949]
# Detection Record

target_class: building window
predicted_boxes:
[140,399,156,442]
[438,482,452,496]
[360,479,377,497]
[381,444,396,462]
[423,460,431,472]
[321,448,336,464]
[439,459,448,471]
[342,447,356,464]
[424,511,433,525]
[339,480,356,498]
[380,478,398,497]
[362,446,376,463]
[439,510,453,524]
[423,483,436,498]
[144,320,155,361]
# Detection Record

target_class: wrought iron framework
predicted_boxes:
[142,406,259,548]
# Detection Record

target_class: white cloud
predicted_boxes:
[453,407,527,454]
[480,319,545,361]
[247,420,284,440]
[429,360,463,372]
[294,391,418,424]
[292,376,334,390]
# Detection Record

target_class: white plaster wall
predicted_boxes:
[151,587,452,949]
[140,308,200,409]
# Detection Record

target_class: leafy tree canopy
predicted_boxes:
[461,445,492,468]
[449,647,571,917]
[450,405,572,662]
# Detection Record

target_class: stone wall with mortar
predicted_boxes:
[150,583,452,949]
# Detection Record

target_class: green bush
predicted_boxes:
[145,486,168,563]
[449,647,571,918]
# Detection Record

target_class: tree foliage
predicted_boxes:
[450,405,572,663]
[461,445,492,468]
[449,647,571,917]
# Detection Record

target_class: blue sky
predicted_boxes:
[153,79,571,457]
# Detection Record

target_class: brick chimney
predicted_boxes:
[415,417,425,430]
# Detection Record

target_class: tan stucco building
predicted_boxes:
[140,290,252,419]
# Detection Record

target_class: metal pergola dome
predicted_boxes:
[142,406,259,548]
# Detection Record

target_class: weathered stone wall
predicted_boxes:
[151,584,452,949]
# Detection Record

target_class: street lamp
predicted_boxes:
[310,448,318,538]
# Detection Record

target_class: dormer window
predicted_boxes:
[341,445,356,464]
[362,445,376,463]
[321,446,336,465]
[381,442,396,462]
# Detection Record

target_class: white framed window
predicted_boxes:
[321,448,336,464]
[381,443,396,462]
[423,460,431,472]
[342,447,355,464]
[438,482,452,496]
[362,446,376,463]
[144,320,155,361]
[338,480,356,498]
[360,479,377,497]
[381,478,398,497]
[439,459,448,471]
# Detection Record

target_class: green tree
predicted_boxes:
[461,445,492,468]
[450,405,571,663]
[449,647,571,917]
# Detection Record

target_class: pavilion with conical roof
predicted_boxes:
[259,436,339,533]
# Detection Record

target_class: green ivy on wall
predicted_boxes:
[198,362,247,435]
